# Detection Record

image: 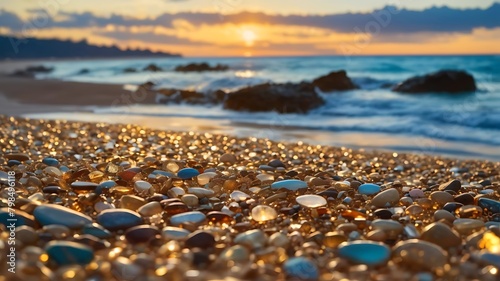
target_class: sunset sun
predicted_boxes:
[242,29,256,46]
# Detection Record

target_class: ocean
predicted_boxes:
[26,55,500,161]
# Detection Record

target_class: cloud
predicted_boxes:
[2,3,499,35]
[98,30,204,45]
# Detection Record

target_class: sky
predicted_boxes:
[0,0,499,57]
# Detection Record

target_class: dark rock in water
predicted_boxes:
[175,62,229,72]
[45,241,94,265]
[123,67,137,73]
[143,63,162,72]
[393,70,476,93]
[223,82,325,113]
[312,70,358,92]
[156,88,206,104]
[78,68,90,74]
[207,89,226,103]
[10,65,54,77]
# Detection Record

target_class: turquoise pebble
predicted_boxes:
[97,209,143,231]
[0,208,36,228]
[45,241,94,265]
[34,205,92,229]
[82,223,112,239]
[271,179,308,191]
[358,183,381,195]
[478,198,500,214]
[338,241,391,266]
[177,168,199,179]
[283,257,319,280]
[42,157,59,166]
[95,180,117,195]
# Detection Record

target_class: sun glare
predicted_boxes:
[242,30,256,46]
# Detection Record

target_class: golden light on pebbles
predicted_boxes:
[251,205,278,222]
[479,232,500,253]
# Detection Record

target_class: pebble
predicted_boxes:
[45,241,94,265]
[251,205,278,222]
[257,173,274,182]
[478,198,500,214]
[185,230,216,249]
[219,245,250,262]
[371,219,404,239]
[162,226,191,240]
[197,172,216,185]
[271,179,308,191]
[134,180,152,193]
[170,211,206,226]
[34,204,92,229]
[125,225,161,244]
[112,257,143,280]
[16,226,38,245]
[420,222,461,248]
[188,187,215,198]
[268,159,286,168]
[453,218,485,235]
[430,191,454,205]
[181,194,199,207]
[120,195,147,210]
[5,152,30,161]
[42,157,59,166]
[283,257,319,281]
[434,209,456,222]
[220,153,237,164]
[0,208,36,228]
[96,209,143,231]
[439,179,461,192]
[295,194,327,208]
[71,181,98,194]
[392,239,448,271]
[118,167,141,181]
[338,241,391,266]
[44,166,62,177]
[409,189,425,198]
[358,183,381,195]
[177,167,200,179]
[234,229,267,249]
[371,188,400,208]
[137,201,163,217]
[230,190,250,201]
[82,223,112,239]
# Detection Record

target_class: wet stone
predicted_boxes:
[317,188,338,198]
[170,211,206,226]
[230,190,250,201]
[453,218,485,235]
[125,225,161,244]
[271,179,308,191]
[392,239,448,271]
[45,241,94,265]
[177,168,200,179]
[234,229,267,249]
[371,188,400,208]
[409,189,425,198]
[207,211,233,223]
[434,209,456,222]
[268,159,286,168]
[181,194,199,207]
[165,202,189,215]
[197,172,216,185]
[296,194,327,208]
[358,183,381,195]
[430,191,454,206]
[96,209,143,231]
[374,209,393,219]
[118,167,141,181]
[120,195,147,210]
[371,219,404,240]
[188,187,215,198]
[251,205,278,222]
[338,241,391,266]
[478,198,500,214]
[7,160,21,167]
[15,226,38,245]
[185,230,216,249]
[162,226,191,240]
[283,257,319,281]
[34,204,92,229]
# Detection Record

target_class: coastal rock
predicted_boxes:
[156,88,207,104]
[174,62,229,72]
[223,82,325,113]
[312,70,358,92]
[393,70,476,93]
[123,67,137,73]
[143,63,162,72]
[10,65,53,78]
[34,204,92,229]
[96,209,143,231]
[338,241,391,266]
[45,241,94,265]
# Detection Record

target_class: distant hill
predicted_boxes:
[0,35,181,59]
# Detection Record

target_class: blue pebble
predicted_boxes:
[338,241,390,266]
[7,160,21,167]
[45,241,94,265]
[96,209,143,231]
[284,257,319,280]
[177,168,200,179]
[271,179,308,191]
[95,180,117,195]
[82,223,112,239]
[478,198,500,214]
[42,157,60,167]
[0,208,36,228]
[358,183,381,195]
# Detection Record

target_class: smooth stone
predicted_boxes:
[170,211,206,226]
[409,189,425,198]
[268,159,286,168]
[188,187,215,198]
[478,198,500,214]
[0,208,36,228]
[137,201,162,217]
[283,257,319,281]
[454,193,475,205]
[259,165,275,171]
[185,230,216,249]
[162,226,191,240]
[44,166,62,177]
[181,194,199,207]
[219,245,250,262]
[7,160,21,166]
[125,225,161,244]
[177,168,200,179]
[220,153,237,164]
[430,191,454,205]
[371,219,404,239]
[5,153,30,161]
[197,172,217,185]
[371,188,400,208]
[271,179,308,191]
[34,204,92,229]
[269,232,290,248]
[296,194,327,208]
[82,223,112,239]
[118,167,141,181]
[338,241,391,266]
[230,190,250,201]
[149,170,175,178]
[94,201,114,213]
[251,205,278,222]
[71,181,98,193]
[96,209,143,231]
[45,241,94,265]
[95,180,117,195]
[453,218,485,235]
[392,239,448,271]
[16,226,38,245]
[234,229,267,249]
[358,183,381,195]
[120,195,147,210]
[438,179,461,192]
[256,173,274,182]
[420,222,461,248]
[112,257,143,280]
[170,186,185,196]
[134,180,152,193]
[42,157,59,166]
[434,209,456,222]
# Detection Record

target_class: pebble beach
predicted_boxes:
[1,115,500,281]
